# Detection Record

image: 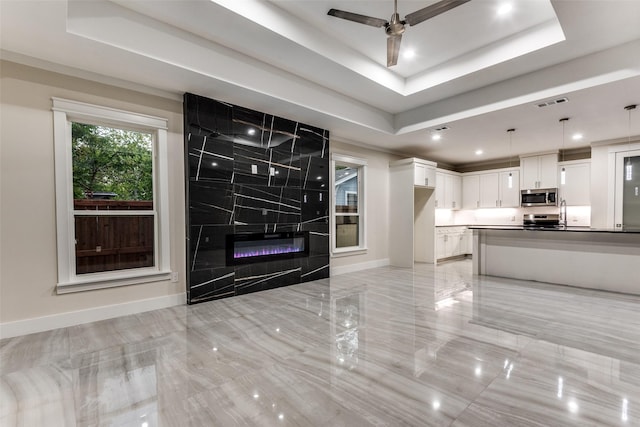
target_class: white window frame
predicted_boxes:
[331,153,367,255]
[52,98,171,293]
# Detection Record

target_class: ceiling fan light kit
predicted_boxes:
[328,0,471,67]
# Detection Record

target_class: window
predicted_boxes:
[332,154,366,254]
[52,98,171,293]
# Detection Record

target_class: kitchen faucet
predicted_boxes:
[560,199,567,228]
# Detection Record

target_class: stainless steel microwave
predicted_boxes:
[521,188,558,207]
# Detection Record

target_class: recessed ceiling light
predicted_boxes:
[432,134,442,141]
[248,128,256,135]
[572,133,583,140]
[211,162,218,167]
[403,49,416,59]
[497,2,513,16]
[475,149,484,155]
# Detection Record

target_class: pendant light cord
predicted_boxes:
[559,117,569,162]
[624,105,636,181]
[627,105,637,152]
[507,128,515,168]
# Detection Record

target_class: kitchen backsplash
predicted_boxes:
[436,206,591,227]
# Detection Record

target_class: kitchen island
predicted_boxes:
[471,226,640,295]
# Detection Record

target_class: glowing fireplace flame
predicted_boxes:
[234,238,305,259]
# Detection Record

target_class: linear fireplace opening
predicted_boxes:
[226,231,309,266]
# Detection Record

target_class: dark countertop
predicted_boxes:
[468,225,640,233]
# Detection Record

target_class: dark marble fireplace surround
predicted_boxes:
[184,93,330,304]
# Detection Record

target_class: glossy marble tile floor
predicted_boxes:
[2,259,639,426]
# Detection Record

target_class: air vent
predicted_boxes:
[536,97,569,108]
[434,125,449,131]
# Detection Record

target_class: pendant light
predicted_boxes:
[507,128,515,188]
[625,104,637,181]
[559,118,569,185]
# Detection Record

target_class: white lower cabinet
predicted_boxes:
[436,226,472,261]
[436,233,447,260]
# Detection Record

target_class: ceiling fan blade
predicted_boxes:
[327,9,388,28]
[404,0,471,26]
[387,35,402,67]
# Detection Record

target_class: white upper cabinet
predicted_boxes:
[449,174,462,210]
[435,171,446,208]
[520,156,539,188]
[499,170,520,207]
[559,160,590,206]
[462,168,520,209]
[462,174,480,209]
[538,154,559,188]
[520,153,558,189]
[436,170,462,209]
[479,173,500,208]
[414,160,436,187]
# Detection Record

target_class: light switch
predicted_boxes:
[251,164,258,174]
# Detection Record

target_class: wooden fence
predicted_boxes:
[74,200,154,274]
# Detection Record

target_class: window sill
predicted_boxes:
[57,270,172,294]
[331,247,368,258]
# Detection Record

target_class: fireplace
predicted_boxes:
[226,231,309,266]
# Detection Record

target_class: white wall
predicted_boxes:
[330,140,401,274]
[0,61,185,331]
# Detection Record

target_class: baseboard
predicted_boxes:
[331,258,390,276]
[0,293,186,339]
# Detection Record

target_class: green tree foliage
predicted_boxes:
[72,123,153,200]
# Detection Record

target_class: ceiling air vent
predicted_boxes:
[536,97,569,108]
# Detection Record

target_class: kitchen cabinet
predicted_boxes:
[520,153,558,189]
[389,158,437,267]
[414,160,436,187]
[436,232,447,259]
[462,175,480,209]
[499,170,520,207]
[435,171,445,208]
[436,226,472,261]
[479,173,500,208]
[435,170,462,209]
[462,168,519,208]
[559,161,590,206]
[449,174,462,209]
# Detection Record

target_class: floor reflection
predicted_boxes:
[2,259,639,426]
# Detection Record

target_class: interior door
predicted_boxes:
[614,149,640,228]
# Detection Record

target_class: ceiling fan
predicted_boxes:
[328,0,471,67]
